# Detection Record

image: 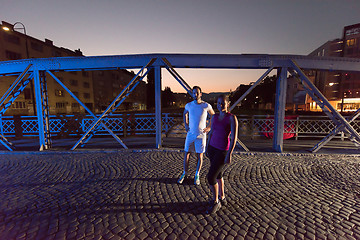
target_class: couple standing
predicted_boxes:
[177,86,238,214]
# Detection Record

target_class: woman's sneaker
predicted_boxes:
[177,173,186,184]
[220,197,227,206]
[206,200,221,214]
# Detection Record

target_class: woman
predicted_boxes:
[205,94,238,214]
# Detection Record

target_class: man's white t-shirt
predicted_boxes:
[185,100,213,138]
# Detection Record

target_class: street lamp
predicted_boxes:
[2,22,36,115]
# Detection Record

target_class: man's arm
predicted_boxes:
[183,108,189,132]
[203,106,215,133]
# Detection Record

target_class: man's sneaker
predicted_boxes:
[178,173,186,184]
[220,197,227,206]
[194,174,200,185]
[206,200,221,214]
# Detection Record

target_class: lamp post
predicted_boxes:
[2,22,36,115]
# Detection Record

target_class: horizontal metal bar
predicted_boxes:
[1,54,360,75]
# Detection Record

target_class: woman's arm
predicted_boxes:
[225,114,238,164]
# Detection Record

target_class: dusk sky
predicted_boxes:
[2,0,360,93]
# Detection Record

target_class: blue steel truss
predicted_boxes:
[1,54,360,152]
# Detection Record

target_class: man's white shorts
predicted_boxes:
[184,133,206,153]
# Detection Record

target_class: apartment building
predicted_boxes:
[92,69,146,112]
[0,21,145,116]
[307,23,360,112]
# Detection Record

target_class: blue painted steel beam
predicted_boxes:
[2,54,360,76]
[0,64,32,108]
[71,58,157,150]
[273,68,288,152]
[33,70,47,151]
[46,70,127,148]
[2,54,360,152]
[228,67,274,152]
[291,60,360,144]
[311,108,360,153]
[161,58,193,97]
[154,66,162,149]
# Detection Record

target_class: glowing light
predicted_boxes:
[2,26,10,31]
[329,82,335,86]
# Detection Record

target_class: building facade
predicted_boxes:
[92,69,146,113]
[304,23,360,112]
[0,21,145,116]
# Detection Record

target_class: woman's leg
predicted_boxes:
[217,177,225,199]
[210,183,219,202]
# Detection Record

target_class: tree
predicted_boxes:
[230,75,277,110]
[162,86,176,108]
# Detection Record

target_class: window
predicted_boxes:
[23,88,31,99]
[72,103,80,108]
[83,82,90,88]
[82,70,89,77]
[346,38,357,47]
[73,91,79,97]
[83,93,90,99]
[52,50,61,57]
[56,102,66,108]
[12,101,26,109]
[70,79,78,86]
[31,42,43,52]
[55,89,65,97]
[3,33,20,44]
[5,50,21,60]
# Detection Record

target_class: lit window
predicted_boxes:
[346,38,357,47]
[55,89,64,97]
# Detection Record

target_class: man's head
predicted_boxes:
[192,86,202,101]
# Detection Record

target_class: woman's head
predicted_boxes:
[217,94,230,112]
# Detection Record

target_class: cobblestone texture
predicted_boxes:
[0,150,360,239]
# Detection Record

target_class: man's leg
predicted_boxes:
[178,151,190,184]
[183,151,191,174]
[194,152,203,185]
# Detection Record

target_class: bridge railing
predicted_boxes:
[1,114,359,140]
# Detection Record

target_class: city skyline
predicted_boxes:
[1,0,360,93]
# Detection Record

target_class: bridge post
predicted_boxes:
[33,70,46,150]
[273,67,288,152]
[154,66,162,149]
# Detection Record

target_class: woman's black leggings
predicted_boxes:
[207,145,227,186]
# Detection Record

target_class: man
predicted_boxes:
[178,86,215,185]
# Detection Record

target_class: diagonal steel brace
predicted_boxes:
[311,108,360,152]
[71,58,157,150]
[161,58,193,97]
[290,60,360,145]
[228,67,274,152]
[46,70,127,149]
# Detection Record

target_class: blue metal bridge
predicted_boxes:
[1,53,360,152]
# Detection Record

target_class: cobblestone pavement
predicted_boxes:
[1,150,360,239]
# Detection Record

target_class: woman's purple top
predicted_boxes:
[209,112,232,151]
